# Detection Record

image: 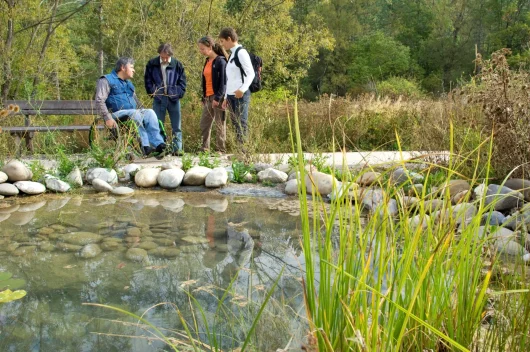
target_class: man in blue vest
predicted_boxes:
[95,57,167,158]
[144,43,186,156]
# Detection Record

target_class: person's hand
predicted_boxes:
[234,89,244,98]
[105,119,117,128]
[212,100,219,107]
[221,99,228,110]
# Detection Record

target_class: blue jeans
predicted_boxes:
[227,90,250,144]
[111,109,164,148]
[153,96,182,152]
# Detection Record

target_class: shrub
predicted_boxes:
[377,77,424,99]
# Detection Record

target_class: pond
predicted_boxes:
[0,191,308,351]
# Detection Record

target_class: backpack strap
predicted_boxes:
[230,46,246,84]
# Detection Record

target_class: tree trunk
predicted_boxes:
[1,0,16,103]
[98,0,104,76]
[31,0,59,99]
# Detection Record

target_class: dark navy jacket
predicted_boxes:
[104,70,137,112]
[201,56,227,103]
[144,57,186,102]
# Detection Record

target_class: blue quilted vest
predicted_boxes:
[104,70,137,112]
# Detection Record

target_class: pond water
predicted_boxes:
[0,191,308,351]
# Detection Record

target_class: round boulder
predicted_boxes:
[258,168,288,183]
[0,183,19,196]
[0,171,8,183]
[183,166,212,186]
[157,168,185,189]
[14,181,46,195]
[45,175,71,193]
[135,168,160,188]
[2,160,32,182]
[92,178,113,192]
[205,167,228,188]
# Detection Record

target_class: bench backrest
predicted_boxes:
[5,100,97,115]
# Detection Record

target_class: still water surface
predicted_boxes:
[0,191,307,351]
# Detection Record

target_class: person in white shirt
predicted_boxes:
[218,27,255,145]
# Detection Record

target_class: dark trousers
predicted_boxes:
[227,90,250,144]
[153,96,182,152]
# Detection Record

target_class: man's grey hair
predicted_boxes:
[157,43,174,56]
[115,57,135,72]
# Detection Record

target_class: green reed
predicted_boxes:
[292,97,530,351]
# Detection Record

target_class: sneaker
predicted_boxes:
[154,143,168,160]
[142,146,155,157]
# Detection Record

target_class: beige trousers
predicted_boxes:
[200,95,226,152]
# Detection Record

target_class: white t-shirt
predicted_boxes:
[225,44,255,97]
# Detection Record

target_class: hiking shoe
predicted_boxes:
[154,143,168,160]
[142,146,155,157]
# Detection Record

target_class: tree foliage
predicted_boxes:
[0,0,528,102]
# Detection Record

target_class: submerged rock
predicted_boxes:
[78,244,102,258]
[125,248,148,262]
[59,232,103,246]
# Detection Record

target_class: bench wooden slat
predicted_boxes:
[2,125,104,133]
[5,100,96,111]
[8,109,98,116]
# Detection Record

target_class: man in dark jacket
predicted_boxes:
[144,43,187,155]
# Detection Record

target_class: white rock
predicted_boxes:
[161,161,181,170]
[44,175,71,193]
[111,187,135,196]
[356,171,381,186]
[205,167,228,188]
[86,168,118,185]
[0,183,19,196]
[523,253,530,263]
[92,179,113,192]
[284,179,298,195]
[66,167,83,187]
[122,163,141,181]
[258,168,288,183]
[254,163,273,172]
[2,160,32,182]
[183,166,212,186]
[277,164,292,173]
[495,238,529,256]
[305,170,338,196]
[135,168,161,188]
[288,171,301,181]
[14,181,46,195]
[157,169,185,189]
[0,171,8,183]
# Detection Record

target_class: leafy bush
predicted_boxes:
[198,151,220,169]
[181,153,194,171]
[231,161,253,183]
[377,77,424,99]
[29,160,46,182]
[57,148,76,178]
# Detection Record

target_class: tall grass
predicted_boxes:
[293,98,530,351]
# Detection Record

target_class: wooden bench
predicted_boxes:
[2,100,104,155]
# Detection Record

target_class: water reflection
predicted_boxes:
[0,192,305,351]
